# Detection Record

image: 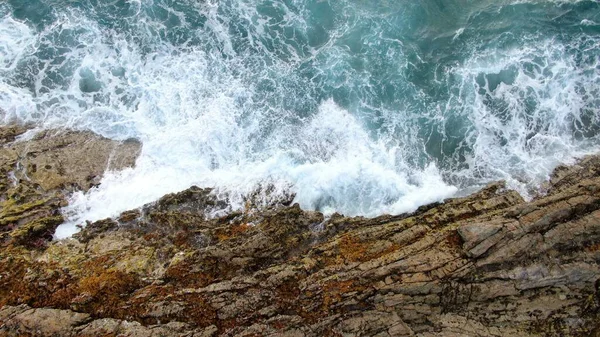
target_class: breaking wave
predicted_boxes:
[0,0,598,238]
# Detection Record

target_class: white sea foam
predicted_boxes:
[0,16,37,123]
[448,36,600,197]
[581,19,597,26]
[57,100,458,238]
[0,16,34,72]
[0,2,598,239]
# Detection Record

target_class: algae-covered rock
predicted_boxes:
[9,215,64,245]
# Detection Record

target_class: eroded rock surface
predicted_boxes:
[0,125,140,247]
[1,125,599,337]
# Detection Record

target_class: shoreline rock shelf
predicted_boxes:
[0,125,599,336]
[0,125,141,248]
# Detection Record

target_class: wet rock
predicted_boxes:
[15,129,140,191]
[0,126,600,336]
[0,125,140,248]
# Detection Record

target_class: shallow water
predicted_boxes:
[1,0,599,238]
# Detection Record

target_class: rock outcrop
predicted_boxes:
[0,125,140,249]
[0,125,599,336]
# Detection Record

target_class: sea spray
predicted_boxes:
[0,0,598,238]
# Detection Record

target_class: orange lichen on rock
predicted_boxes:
[215,223,252,241]
[75,270,140,316]
[332,234,401,264]
[338,234,369,263]
[321,279,365,311]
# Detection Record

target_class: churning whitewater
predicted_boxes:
[1,0,599,238]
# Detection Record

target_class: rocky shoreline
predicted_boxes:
[0,125,599,336]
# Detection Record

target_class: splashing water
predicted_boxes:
[0,0,599,238]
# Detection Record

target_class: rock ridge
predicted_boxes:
[0,125,599,336]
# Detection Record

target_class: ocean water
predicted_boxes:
[1,0,599,238]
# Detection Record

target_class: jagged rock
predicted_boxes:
[1,125,600,336]
[0,125,140,248]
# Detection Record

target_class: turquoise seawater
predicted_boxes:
[1,0,599,236]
